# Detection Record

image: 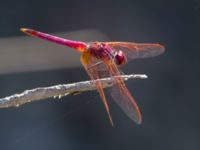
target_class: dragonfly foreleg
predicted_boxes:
[87,61,103,70]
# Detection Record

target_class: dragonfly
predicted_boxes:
[21,28,165,125]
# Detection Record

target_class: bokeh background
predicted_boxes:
[0,0,199,150]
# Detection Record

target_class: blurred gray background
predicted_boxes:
[0,0,199,150]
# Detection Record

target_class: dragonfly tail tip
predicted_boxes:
[20,28,28,33]
[20,28,37,37]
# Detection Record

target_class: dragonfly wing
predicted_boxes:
[106,42,164,60]
[107,61,142,124]
[80,52,114,125]
[81,51,142,124]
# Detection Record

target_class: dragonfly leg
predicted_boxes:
[87,61,103,70]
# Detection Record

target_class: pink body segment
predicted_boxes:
[20,28,87,52]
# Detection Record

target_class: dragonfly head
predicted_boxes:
[114,50,127,66]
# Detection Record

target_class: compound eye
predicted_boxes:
[114,50,127,66]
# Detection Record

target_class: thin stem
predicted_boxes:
[0,74,147,108]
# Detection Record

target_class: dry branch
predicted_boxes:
[0,74,147,108]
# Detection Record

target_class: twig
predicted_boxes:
[0,74,147,108]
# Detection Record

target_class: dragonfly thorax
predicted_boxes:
[88,42,114,61]
[88,42,127,66]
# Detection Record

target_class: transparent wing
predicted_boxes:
[106,61,142,124]
[106,42,165,60]
[80,51,114,125]
[81,51,142,124]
